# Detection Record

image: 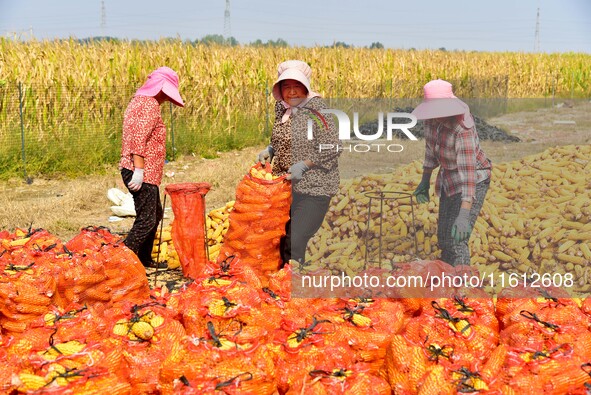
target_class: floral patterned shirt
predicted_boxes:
[119,96,166,186]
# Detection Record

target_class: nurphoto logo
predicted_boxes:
[305,109,418,153]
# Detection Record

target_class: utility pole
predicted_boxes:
[101,0,107,32]
[534,7,540,52]
[224,0,231,39]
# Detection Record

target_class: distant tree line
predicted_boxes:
[78,35,387,49]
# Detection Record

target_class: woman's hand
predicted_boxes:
[128,168,144,191]
[451,207,472,242]
[286,161,309,181]
[258,145,275,165]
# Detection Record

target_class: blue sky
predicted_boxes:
[1,0,590,53]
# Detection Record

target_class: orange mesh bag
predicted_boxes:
[218,163,291,277]
[100,243,150,305]
[65,226,122,252]
[416,365,455,395]
[0,356,20,393]
[287,365,391,395]
[122,345,163,393]
[0,259,58,334]
[382,334,430,392]
[495,286,574,327]
[324,299,402,365]
[274,343,355,394]
[174,361,277,395]
[199,282,262,319]
[34,303,107,343]
[165,182,211,279]
[203,254,262,289]
[159,340,217,389]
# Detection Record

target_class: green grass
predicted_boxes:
[0,113,268,180]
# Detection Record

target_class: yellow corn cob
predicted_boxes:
[471,378,489,391]
[286,333,304,349]
[209,210,227,221]
[113,319,130,336]
[209,299,233,316]
[567,232,591,241]
[537,226,555,240]
[424,236,432,255]
[580,243,591,261]
[140,311,154,322]
[416,230,425,244]
[558,240,576,254]
[400,222,408,237]
[563,221,584,230]
[492,250,512,262]
[351,313,372,327]
[131,321,155,340]
[159,230,172,242]
[54,340,86,355]
[557,253,586,266]
[18,373,47,390]
[168,257,181,269]
[211,223,225,241]
[506,238,529,249]
[150,314,165,328]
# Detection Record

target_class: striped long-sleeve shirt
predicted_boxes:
[423,118,492,202]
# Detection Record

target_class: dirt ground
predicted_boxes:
[0,100,589,242]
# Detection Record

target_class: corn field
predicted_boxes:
[0,38,590,178]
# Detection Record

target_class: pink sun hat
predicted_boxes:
[135,66,184,107]
[272,60,319,101]
[412,79,472,124]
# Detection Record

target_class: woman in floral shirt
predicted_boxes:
[119,67,184,269]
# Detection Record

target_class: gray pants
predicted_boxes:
[437,180,489,266]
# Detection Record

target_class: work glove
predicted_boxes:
[128,168,144,192]
[287,161,309,181]
[451,207,472,243]
[257,145,275,165]
[413,173,431,204]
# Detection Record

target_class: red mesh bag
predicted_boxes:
[218,164,291,278]
[165,182,211,279]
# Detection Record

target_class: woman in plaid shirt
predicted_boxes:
[412,79,492,266]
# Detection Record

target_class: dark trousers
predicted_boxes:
[437,179,490,266]
[121,169,163,265]
[281,192,331,264]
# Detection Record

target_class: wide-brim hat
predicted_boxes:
[411,79,468,120]
[135,66,184,107]
[272,60,318,102]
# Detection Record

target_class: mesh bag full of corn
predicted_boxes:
[217,163,291,278]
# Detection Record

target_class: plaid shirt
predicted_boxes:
[423,118,491,201]
[119,96,167,186]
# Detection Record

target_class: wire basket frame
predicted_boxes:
[363,191,419,269]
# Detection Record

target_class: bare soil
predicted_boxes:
[1,100,589,242]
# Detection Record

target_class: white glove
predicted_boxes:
[128,168,144,192]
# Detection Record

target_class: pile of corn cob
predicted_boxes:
[305,145,591,294]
